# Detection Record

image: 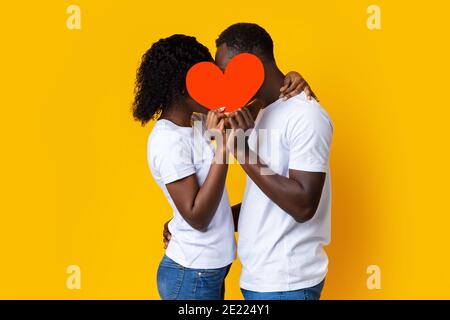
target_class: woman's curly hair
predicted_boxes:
[132,34,213,125]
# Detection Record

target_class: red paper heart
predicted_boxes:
[186,53,265,112]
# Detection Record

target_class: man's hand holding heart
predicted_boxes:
[226,108,255,160]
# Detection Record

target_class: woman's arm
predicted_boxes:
[280,71,318,101]
[165,110,228,231]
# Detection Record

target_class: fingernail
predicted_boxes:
[218,107,225,111]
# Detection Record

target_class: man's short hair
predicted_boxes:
[216,23,275,62]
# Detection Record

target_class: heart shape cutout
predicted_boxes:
[186,53,265,112]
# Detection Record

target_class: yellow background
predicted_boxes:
[1,0,449,299]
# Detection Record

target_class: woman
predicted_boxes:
[132,34,313,300]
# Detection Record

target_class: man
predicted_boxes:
[165,23,333,300]
[216,23,333,300]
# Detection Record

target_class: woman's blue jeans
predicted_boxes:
[157,255,231,300]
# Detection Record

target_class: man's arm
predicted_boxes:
[231,203,241,231]
[240,157,325,223]
[227,109,327,223]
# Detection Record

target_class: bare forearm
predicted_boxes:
[188,148,228,229]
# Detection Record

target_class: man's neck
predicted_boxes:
[259,63,285,108]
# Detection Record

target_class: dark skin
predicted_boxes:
[216,43,326,225]
[162,56,317,245]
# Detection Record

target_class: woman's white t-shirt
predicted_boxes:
[147,119,236,269]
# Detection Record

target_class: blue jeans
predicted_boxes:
[157,255,231,300]
[241,280,325,300]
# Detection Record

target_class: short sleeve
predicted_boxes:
[287,107,333,173]
[149,133,196,185]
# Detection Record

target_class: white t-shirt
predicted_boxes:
[238,93,333,292]
[147,119,236,269]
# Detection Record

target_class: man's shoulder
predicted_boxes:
[268,94,331,126]
[286,94,327,114]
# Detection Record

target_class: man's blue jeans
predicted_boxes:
[157,255,231,300]
[241,280,325,300]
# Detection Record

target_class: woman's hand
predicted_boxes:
[205,108,226,132]
[206,108,228,154]
[280,71,318,101]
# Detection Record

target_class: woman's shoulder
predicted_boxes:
[148,121,193,154]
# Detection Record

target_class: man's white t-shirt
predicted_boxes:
[147,119,236,269]
[238,93,333,292]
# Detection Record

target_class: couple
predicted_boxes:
[133,23,333,300]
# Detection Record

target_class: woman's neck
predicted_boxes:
[159,103,192,127]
